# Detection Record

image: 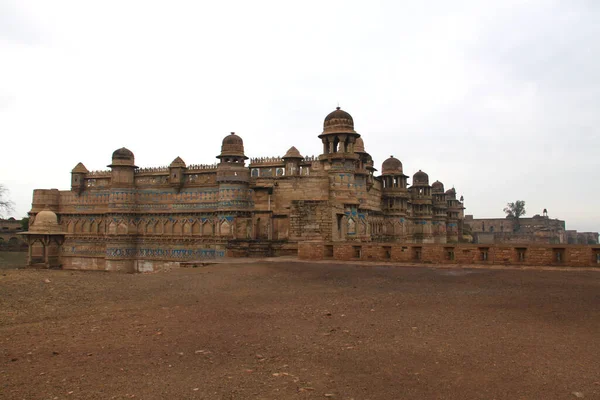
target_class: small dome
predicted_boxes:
[445,187,456,198]
[432,180,445,193]
[283,146,303,159]
[170,156,186,168]
[413,170,429,185]
[71,162,88,174]
[34,209,58,226]
[354,138,366,154]
[381,156,403,175]
[109,147,136,167]
[28,209,65,234]
[218,132,247,159]
[322,107,356,135]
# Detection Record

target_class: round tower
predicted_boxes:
[431,180,448,244]
[319,108,362,241]
[215,133,251,238]
[410,170,433,243]
[106,147,137,272]
[380,156,409,240]
[444,187,465,243]
[108,147,137,188]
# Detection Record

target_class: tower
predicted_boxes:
[106,147,137,272]
[431,180,448,244]
[410,170,433,243]
[319,107,362,240]
[381,156,409,241]
[71,162,88,194]
[445,187,461,243]
[216,133,251,239]
[108,147,137,189]
[282,146,303,176]
[169,157,186,192]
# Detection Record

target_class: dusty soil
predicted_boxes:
[1,261,599,400]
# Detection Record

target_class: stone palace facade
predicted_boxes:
[27,107,465,271]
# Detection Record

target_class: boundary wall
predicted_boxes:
[299,241,600,268]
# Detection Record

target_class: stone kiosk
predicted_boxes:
[19,209,66,268]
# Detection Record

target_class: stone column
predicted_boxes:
[27,238,32,266]
[43,236,50,268]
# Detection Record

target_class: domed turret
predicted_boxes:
[354,138,366,154]
[108,147,137,188]
[71,163,88,194]
[382,156,403,175]
[109,147,136,167]
[218,132,247,160]
[71,162,88,174]
[169,156,186,168]
[318,107,361,158]
[322,107,356,135]
[283,146,303,159]
[169,157,187,191]
[432,180,445,193]
[413,170,429,185]
[283,146,303,176]
[445,187,456,198]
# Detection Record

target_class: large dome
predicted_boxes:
[112,147,134,160]
[218,132,247,159]
[381,156,403,175]
[322,107,356,135]
[109,147,136,167]
[413,170,429,185]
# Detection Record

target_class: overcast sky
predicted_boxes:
[1,1,598,232]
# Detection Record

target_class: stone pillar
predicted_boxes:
[27,239,32,266]
[43,236,50,268]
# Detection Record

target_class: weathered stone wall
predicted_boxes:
[60,236,227,272]
[464,215,577,245]
[0,218,27,250]
[299,241,600,268]
[290,200,332,241]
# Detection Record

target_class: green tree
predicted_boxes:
[504,200,526,232]
[21,217,30,230]
[0,184,15,218]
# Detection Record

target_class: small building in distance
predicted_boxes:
[0,217,28,250]
[566,230,599,245]
[464,213,598,245]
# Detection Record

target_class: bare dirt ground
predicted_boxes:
[1,259,599,400]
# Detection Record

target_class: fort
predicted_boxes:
[21,107,599,270]
[0,217,27,250]
[464,214,599,245]
[22,107,471,271]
